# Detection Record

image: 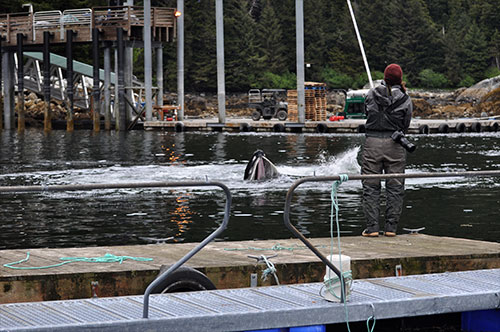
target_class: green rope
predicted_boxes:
[3,252,153,270]
[223,243,326,252]
[367,315,376,332]
[324,174,376,332]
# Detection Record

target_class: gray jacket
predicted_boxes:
[364,82,412,135]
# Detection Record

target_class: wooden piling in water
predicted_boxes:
[92,28,100,132]
[65,30,74,132]
[16,33,25,132]
[43,31,52,132]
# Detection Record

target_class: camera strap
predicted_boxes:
[382,93,409,131]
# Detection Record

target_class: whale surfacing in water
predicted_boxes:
[244,150,280,181]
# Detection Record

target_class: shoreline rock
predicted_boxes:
[12,83,500,125]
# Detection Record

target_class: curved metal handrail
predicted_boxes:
[283,170,500,303]
[0,181,232,319]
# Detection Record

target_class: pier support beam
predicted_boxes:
[114,48,119,128]
[296,0,305,124]
[124,46,133,122]
[66,30,74,132]
[156,46,163,107]
[43,31,52,132]
[116,28,126,131]
[92,28,100,132]
[177,0,184,120]
[215,0,226,124]
[104,44,111,130]
[2,51,15,130]
[0,38,2,131]
[16,33,25,132]
[144,0,153,121]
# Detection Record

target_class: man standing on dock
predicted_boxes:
[361,64,413,237]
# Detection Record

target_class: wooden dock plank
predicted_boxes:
[1,235,499,303]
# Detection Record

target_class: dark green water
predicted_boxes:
[0,129,499,249]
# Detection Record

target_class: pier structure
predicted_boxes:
[0,5,176,131]
[144,116,500,134]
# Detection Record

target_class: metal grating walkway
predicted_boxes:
[1,269,499,332]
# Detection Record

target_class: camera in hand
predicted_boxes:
[391,131,416,153]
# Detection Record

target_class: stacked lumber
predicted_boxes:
[305,82,327,121]
[286,82,327,122]
[287,90,298,122]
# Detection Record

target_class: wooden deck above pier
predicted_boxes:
[1,234,499,304]
[0,6,176,46]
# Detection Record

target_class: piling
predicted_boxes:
[16,33,25,132]
[177,0,184,120]
[43,31,52,132]
[92,28,100,132]
[65,30,74,132]
[144,0,153,121]
[156,46,163,107]
[104,44,112,130]
[296,0,305,124]
[116,28,126,131]
[2,51,15,130]
[215,0,226,124]
[0,37,2,131]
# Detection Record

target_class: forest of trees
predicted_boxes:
[2,0,500,92]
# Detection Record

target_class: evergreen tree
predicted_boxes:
[255,0,287,76]
[491,29,500,71]
[385,0,442,84]
[224,0,260,91]
[269,0,296,73]
[462,22,488,81]
[184,0,217,92]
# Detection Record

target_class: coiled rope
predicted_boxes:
[3,252,153,270]
[260,255,280,285]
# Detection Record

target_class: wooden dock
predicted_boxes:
[1,235,499,304]
[144,117,500,134]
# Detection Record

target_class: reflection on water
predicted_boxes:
[0,130,499,249]
[169,193,194,241]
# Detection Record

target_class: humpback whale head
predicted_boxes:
[243,150,280,181]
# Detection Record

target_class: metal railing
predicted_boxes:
[59,9,92,40]
[33,10,62,41]
[0,181,232,319]
[0,6,175,44]
[92,6,175,37]
[283,170,500,303]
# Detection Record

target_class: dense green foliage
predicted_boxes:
[2,0,499,91]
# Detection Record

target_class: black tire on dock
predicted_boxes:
[455,122,466,133]
[316,123,328,133]
[273,123,285,132]
[175,122,185,132]
[418,125,430,134]
[151,266,216,294]
[438,123,449,133]
[239,123,252,132]
[471,122,481,133]
[492,122,499,132]
[357,124,366,133]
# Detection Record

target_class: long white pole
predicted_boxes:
[346,0,373,88]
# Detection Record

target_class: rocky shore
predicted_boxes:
[10,76,500,125]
